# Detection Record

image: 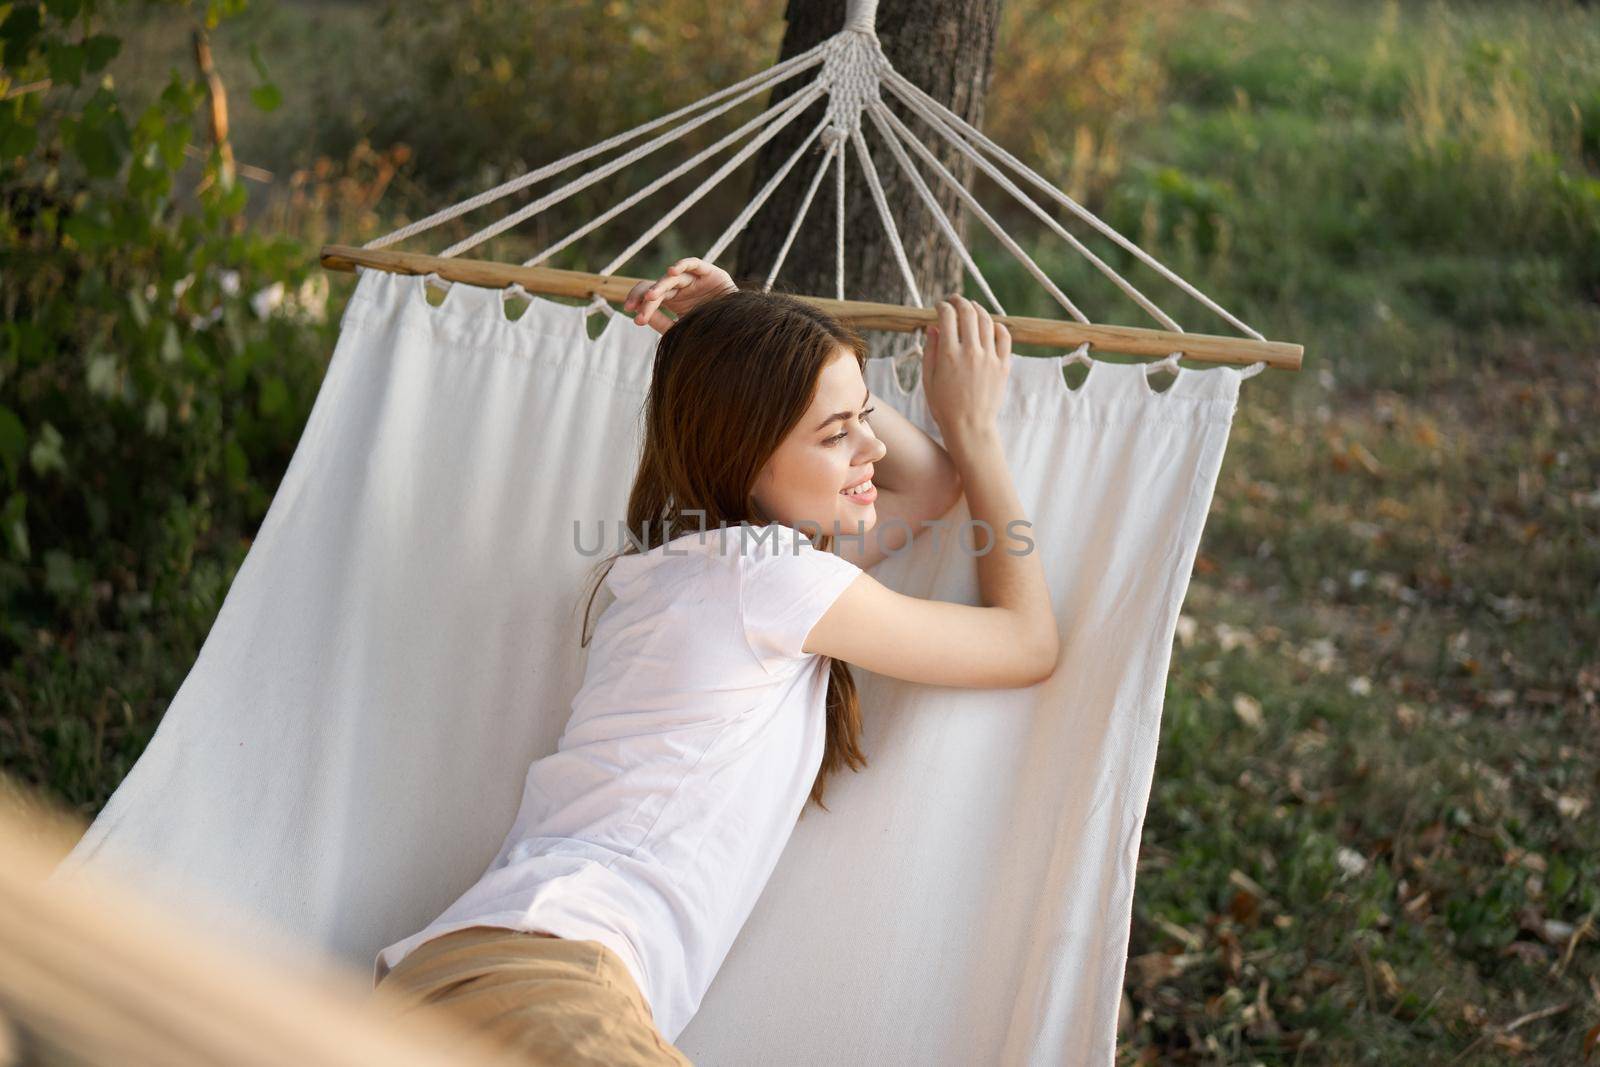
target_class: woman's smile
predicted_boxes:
[840,474,877,504]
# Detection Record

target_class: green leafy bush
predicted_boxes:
[0,0,333,704]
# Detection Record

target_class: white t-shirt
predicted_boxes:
[373,521,865,1042]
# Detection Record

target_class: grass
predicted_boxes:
[1124,346,1599,1063]
[1086,4,1600,1060]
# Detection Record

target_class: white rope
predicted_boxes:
[883,68,1269,377]
[501,277,614,327]
[864,102,1005,313]
[762,136,840,292]
[387,9,1271,379]
[880,67,1265,343]
[880,80,1173,331]
[852,123,930,360]
[594,82,827,277]
[364,42,828,252]
[834,130,846,301]
[843,0,878,35]
[703,114,833,265]
[462,81,824,267]
[1144,351,1183,378]
[850,126,923,309]
[870,100,1089,325]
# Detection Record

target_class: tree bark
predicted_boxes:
[732,0,1004,357]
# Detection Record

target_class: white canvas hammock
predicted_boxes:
[50,2,1302,1063]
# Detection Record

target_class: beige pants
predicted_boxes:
[375,925,695,1066]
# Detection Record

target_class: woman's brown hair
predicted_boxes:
[577,287,869,814]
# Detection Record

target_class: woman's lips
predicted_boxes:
[840,480,877,505]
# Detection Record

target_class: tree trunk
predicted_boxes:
[732,0,1004,358]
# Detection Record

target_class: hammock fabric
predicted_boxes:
[52,266,1252,1063]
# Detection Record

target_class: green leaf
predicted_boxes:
[160,320,182,364]
[85,352,120,398]
[248,41,270,81]
[71,108,131,178]
[84,490,108,535]
[0,117,38,161]
[0,405,25,482]
[2,492,29,562]
[258,375,289,417]
[45,41,86,86]
[1548,857,1574,901]
[43,548,81,599]
[144,398,168,436]
[127,287,150,328]
[158,121,190,171]
[182,339,208,374]
[224,439,248,483]
[82,33,120,74]
[28,421,66,477]
[218,175,248,216]
[61,208,110,250]
[223,350,251,391]
[0,5,43,70]
[249,83,282,113]
[222,301,246,355]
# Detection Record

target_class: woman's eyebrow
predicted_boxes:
[813,387,872,431]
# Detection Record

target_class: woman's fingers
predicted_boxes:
[670,257,706,275]
[935,298,960,356]
[624,279,661,315]
[622,260,740,331]
[972,301,995,357]
[628,284,658,324]
[626,273,687,325]
[953,294,980,355]
[945,294,1007,361]
[623,258,738,330]
[673,259,738,302]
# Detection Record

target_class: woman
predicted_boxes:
[371,259,1060,1065]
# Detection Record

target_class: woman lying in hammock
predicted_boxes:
[371,259,1060,1065]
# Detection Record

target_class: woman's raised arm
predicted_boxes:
[805,296,1060,689]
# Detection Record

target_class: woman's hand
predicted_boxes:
[921,294,1012,441]
[622,257,737,333]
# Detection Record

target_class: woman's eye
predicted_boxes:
[824,408,874,446]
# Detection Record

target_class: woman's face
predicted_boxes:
[752,347,887,539]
